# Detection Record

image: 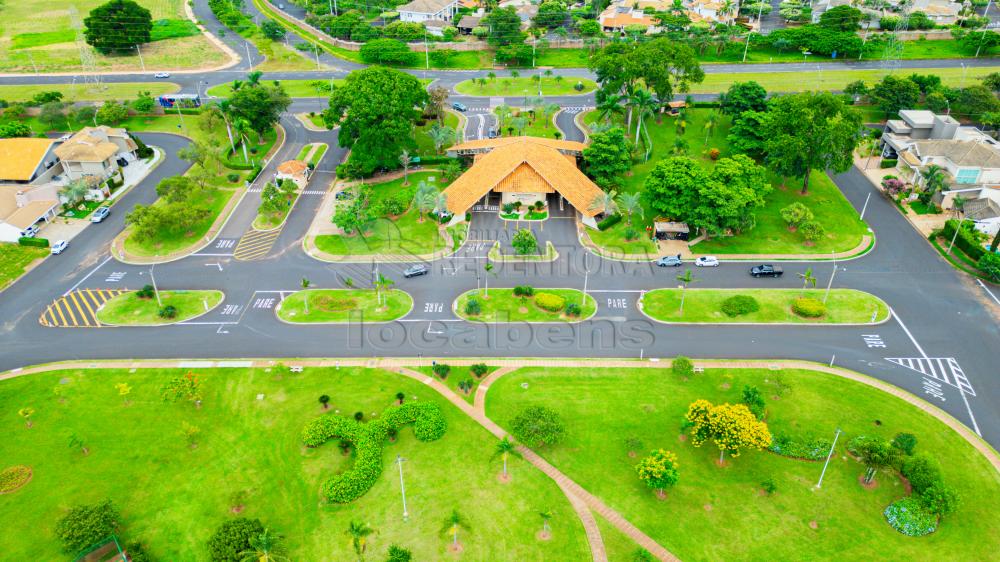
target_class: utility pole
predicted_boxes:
[742,1,765,63]
[424,32,430,70]
[948,216,970,254]
[976,0,994,58]
[135,44,145,72]
[395,455,409,520]
[859,192,871,221]
[244,42,253,67]
[815,428,842,488]
[150,264,163,307]
[823,252,837,304]
[581,269,589,307]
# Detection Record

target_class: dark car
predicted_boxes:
[403,264,429,278]
[749,264,783,278]
[452,102,468,112]
[655,255,683,267]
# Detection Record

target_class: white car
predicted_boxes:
[51,240,69,255]
[695,256,720,267]
[154,72,170,79]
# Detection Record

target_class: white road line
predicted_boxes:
[192,253,234,257]
[64,255,113,296]
[960,390,983,436]
[588,289,646,293]
[977,279,1000,306]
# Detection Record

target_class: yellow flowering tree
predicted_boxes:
[635,449,680,497]
[686,399,771,463]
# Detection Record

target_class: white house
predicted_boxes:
[53,126,137,183]
[0,186,58,242]
[397,0,458,24]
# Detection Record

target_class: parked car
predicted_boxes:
[58,133,72,141]
[451,102,467,112]
[90,206,111,223]
[487,129,497,139]
[335,190,353,200]
[655,255,683,267]
[154,72,170,78]
[51,240,69,255]
[403,264,429,278]
[20,225,39,238]
[695,256,719,267]
[749,264,783,278]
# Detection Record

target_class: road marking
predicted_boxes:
[253,298,276,309]
[215,239,236,249]
[233,229,281,261]
[885,357,976,396]
[423,302,444,313]
[606,297,628,309]
[861,334,885,348]
[105,271,126,283]
[891,308,927,358]
[220,304,242,315]
[40,289,125,328]
[978,279,1000,306]
[64,255,113,296]
[922,378,946,402]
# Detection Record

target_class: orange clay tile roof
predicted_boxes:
[0,138,56,181]
[600,11,656,28]
[277,160,308,175]
[441,136,604,217]
[449,136,588,153]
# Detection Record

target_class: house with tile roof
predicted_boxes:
[442,136,606,226]
[398,0,459,24]
[53,126,138,183]
[0,138,60,184]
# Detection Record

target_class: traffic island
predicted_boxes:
[96,290,224,326]
[275,289,413,323]
[639,288,889,324]
[455,288,596,323]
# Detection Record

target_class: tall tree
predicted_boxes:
[324,67,428,177]
[493,436,522,479]
[870,75,921,118]
[482,7,525,46]
[719,81,768,116]
[84,0,152,54]
[228,81,291,138]
[589,39,704,112]
[686,399,772,463]
[762,92,862,194]
[583,127,632,190]
[617,192,643,226]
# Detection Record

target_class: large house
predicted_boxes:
[397,0,459,24]
[0,138,60,185]
[442,136,606,226]
[883,110,1000,186]
[0,139,61,242]
[599,1,659,34]
[54,126,138,183]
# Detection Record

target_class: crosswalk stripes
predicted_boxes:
[885,357,976,396]
[562,106,591,114]
[233,229,281,261]
[40,289,126,328]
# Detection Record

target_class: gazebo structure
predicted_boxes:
[442,136,606,227]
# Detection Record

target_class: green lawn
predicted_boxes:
[275,289,412,323]
[124,184,240,257]
[455,288,596,322]
[253,180,299,230]
[307,143,328,167]
[585,221,657,256]
[910,200,942,215]
[486,366,1000,561]
[692,65,1000,94]
[0,366,590,560]
[455,76,596,96]
[413,112,460,158]
[583,109,867,255]
[0,83,178,102]
[95,290,223,325]
[641,288,889,324]
[413,365,499,404]
[254,37,334,72]
[0,243,47,291]
[209,78,430,99]
[496,106,563,139]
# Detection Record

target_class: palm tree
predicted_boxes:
[495,104,512,132]
[246,70,263,86]
[798,267,817,292]
[539,510,553,536]
[433,192,449,220]
[375,273,394,306]
[212,101,238,156]
[346,521,374,562]
[542,103,560,129]
[596,94,625,125]
[398,149,412,186]
[616,192,643,226]
[720,0,735,24]
[442,510,470,549]
[630,88,657,146]
[427,123,456,155]
[488,71,497,82]
[921,164,947,193]
[589,189,619,216]
[301,277,311,315]
[677,269,695,315]
[493,436,521,479]
[483,262,494,298]
[511,70,520,79]
[59,179,89,209]
[239,528,288,562]
[413,182,437,222]
[703,111,720,143]
[511,116,527,136]
[233,117,253,164]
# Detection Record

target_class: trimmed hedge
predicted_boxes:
[880,159,898,168]
[597,213,622,231]
[18,236,48,248]
[938,219,986,261]
[792,297,826,318]
[513,285,535,297]
[720,295,760,317]
[768,433,832,461]
[535,292,566,312]
[301,402,446,503]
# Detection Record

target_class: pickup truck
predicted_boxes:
[749,264,783,278]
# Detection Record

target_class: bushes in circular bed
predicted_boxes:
[884,497,938,537]
[792,297,826,318]
[720,295,760,317]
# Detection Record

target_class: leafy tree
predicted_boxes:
[59,179,90,209]
[799,220,825,243]
[84,0,152,54]
[741,385,766,419]
[56,499,120,554]
[870,75,921,117]
[589,39,704,115]
[332,190,375,234]
[642,156,702,221]
[978,251,1000,280]
[346,521,374,562]
[96,100,129,126]
[325,67,427,177]
[583,127,631,189]
[818,5,863,31]
[493,436,522,479]
[672,356,694,377]
[685,399,772,462]
[161,372,204,405]
[385,545,412,562]
[921,482,960,517]
[892,432,918,456]
[482,7,525,46]
[955,84,1000,116]
[239,527,287,562]
[719,81,768,116]
[260,20,286,41]
[726,110,768,159]
[426,85,449,123]
[209,518,265,562]
[0,122,31,138]
[843,80,868,99]
[39,101,67,128]
[228,81,290,138]
[925,91,950,114]
[635,449,680,496]
[534,1,568,29]
[511,228,538,255]
[359,38,415,66]
[510,405,565,448]
[780,202,813,229]
[762,92,862,194]
[426,123,456,155]
[132,90,156,113]
[632,549,656,562]
[908,73,942,95]
[856,435,898,484]
[982,72,1000,93]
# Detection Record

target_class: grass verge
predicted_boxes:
[455,288,596,322]
[0,83,178,102]
[275,289,412,322]
[640,288,889,324]
[454,76,596,96]
[96,290,223,325]
[0,243,47,291]
[414,365,499,404]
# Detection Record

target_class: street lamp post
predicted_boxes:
[150,264,163,307]
[815,428,842,488]
[395,455,409,520]
[823,252,837,304]
[948,216,971,255]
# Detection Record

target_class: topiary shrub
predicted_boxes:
[884,497,937,536]
[574,81,585,91]
[226,173,240,183]
[597,213,622,231]
[513,285,535,297]
[768,433,832,460]
[511,405,565,448]
[566,302,582,317]
[159,305,178,319]
[464,298,481,316]
[921,482,960,516]
[902,453,943,495]
[432,363,451,378]
[720,295,760,318]
[672,356,694,377]
[136,284,155,299]
[301,402,446,503]
[791,297,825,318]
[470,363,489,377]
[55,499,120,554]
[0,465,31,493]
[207,517,264,562]
[534,292,566,312]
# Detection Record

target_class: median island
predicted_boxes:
[96,290,223,326]
[275,289,413,323]
[640,288,889,324]
[455,287,596,322]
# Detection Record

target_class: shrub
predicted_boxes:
[880,158,898,168]
[708,148,720,160]
[513,285,535,297]
[470,363,489,377]
[226,172,239,183]
[511,405,565,448]
[792,297,825,318]
[720,295,760,317]
[884,497,937,536]
[741,385,766,419]
[207,517,264,562]
[624,226,639,240]
[940,219,986,261]
[432,363,451,378]
[159,305,178,319]
[574,81,585,91]
[136,284,155,299]
[672,356,694,377]
[300,402,446,502]
[761,477,777,495]
[124,541,151,562]
[921,482,960,516]
[354,411,365,421]
[0,465,31,493]
[566,302,582,317]
[768,433,832,460]
[464,298,481,316]
[892,432,918,456]
[597,213,622,231]
[511,228,538,254]
[534,292,566,312]
[902,453,943,495]
[18,236,48,248]
[55,499,119,554]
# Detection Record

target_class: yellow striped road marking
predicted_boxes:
[70,291,94,327]
[39,289,126,328]
[234,230,281,261]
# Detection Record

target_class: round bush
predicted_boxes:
[672,356,694,377]
[470,363,489,377]
[534,292,566,312]
[566,302,582,317]
[720,295,760,318]
[159,305,178,319]
[208,517,264,561]
[884,497,938,537]
[464,298,481,316]
[0,465,31,493]
[791,297,826,318]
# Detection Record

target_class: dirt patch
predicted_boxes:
[314,296,358,312]
[656,489,668,501]
[230,505,245,514]
[447,542,464,555]
[715,458,729,468]
[809,520,819,530]
[536,530,552,541]
[899,474,913,495]
[703,504,713,511]
[720,382,731,390]
[857,474,879,489]
[627,450,637,458]
[518,306,529,314]
[678,434,688,442]
[497,472,511,484]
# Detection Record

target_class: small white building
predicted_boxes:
[397,0,458,24]
[276,160,310,190]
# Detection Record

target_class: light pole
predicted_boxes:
[823,252,837,304]
[135,44,145,72]
[395,455,409,520]
[742,1,766,63]
[815,428,842,489]
[149,264,163,307]
[976,0,994,58]
[948,216,971,255]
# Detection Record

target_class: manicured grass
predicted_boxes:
[910,200,942,215]
[414,365,499,404]
[586,221,657,256]
[488,240,559,262]
[0,366,590,560]
[0,243,47,291]
[149,18,200,41]
[208,79,344,99]
[255,38,333,72]
[640,288,889,324]
[455,288,596,322]
[96,290,223,325]
[308,143,328,167]
[413,112,460,158]
[496,106,563,139]
[124,184,241,257]
[0,82,178,102]
[486,366,1000,561]
[276,289,413,323]
[455,76,596,96]
[253,181,299,230]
